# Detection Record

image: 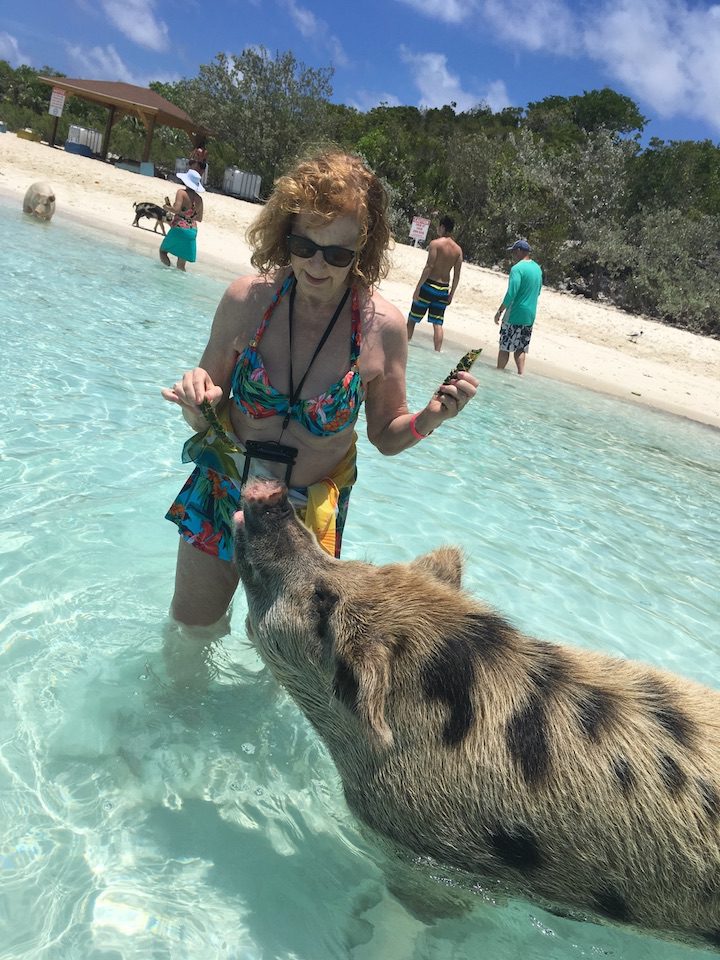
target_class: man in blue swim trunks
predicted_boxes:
[494,238,543,375]
[407,216,463,352]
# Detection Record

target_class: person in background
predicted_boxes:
[161,150,478,630]
[407,215,463,352]
[160,168,204,272]
[189,137,208,167]
[494,238,543,375]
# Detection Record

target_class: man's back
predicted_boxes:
[428,236,463,283]
[506,259,542,325]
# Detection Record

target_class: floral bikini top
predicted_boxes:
[171,201,198,230]
[231,275,365,437]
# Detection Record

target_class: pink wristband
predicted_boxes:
[409,412,430,440]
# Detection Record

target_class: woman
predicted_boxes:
[160,168,204,271]
[189,138,208,167]
[162,150,478,628]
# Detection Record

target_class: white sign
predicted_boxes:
[48,87,66,118]
[409,216,430,242]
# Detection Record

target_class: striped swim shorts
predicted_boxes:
[408,279,450,325]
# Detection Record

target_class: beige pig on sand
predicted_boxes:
[234,478,720,952]
[23,181,56,221]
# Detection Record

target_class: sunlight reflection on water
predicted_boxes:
[1,200,718,959]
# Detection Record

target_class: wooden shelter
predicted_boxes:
[38,77,208,162]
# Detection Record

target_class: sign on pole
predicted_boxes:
[409,216,430,244]
[48,87,66,118]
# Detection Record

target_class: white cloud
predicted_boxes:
[67,43,136,82]
[481,79,511,113]
[347,90,402,111]
[0,31,32,66]
[585,0,720,129]
[395,0,474,24]
[400,0,720,133]
[100,0,169,52]
[481,0,580,54]
[65,42,178,87]
[400,46,506,112]
[283,0,349,66]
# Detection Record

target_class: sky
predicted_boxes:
[2,0,720,144]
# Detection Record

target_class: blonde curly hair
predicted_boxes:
[247,149,392,288]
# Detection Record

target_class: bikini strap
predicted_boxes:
[349,287,362,364]
[250,273,295,349]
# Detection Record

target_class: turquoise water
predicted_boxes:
[1,199,719,960]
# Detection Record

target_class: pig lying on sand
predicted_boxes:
[23,181,56,221]
[234,479,720,951]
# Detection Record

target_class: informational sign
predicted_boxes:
[48,87,66,118]
[409,216,430,242]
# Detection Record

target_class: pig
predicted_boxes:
[132,198,171,234]
[234,478,720,952]
[23,181,56,221]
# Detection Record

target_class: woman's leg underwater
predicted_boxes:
[170,537,239,627]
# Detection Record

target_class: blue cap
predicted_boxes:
[507,239,531,252]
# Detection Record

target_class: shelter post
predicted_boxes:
[142,114,156,163]
[101,105,116,161]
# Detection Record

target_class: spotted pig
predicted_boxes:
[234,478,720,951]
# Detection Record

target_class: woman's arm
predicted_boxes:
[364,297,478,456]
[161,275,259,431]
[165,188,186,215]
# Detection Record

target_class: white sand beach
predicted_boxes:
[2,134,719,429]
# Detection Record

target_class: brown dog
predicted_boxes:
[234,478,720,952]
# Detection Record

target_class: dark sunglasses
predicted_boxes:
[287,233,356,268]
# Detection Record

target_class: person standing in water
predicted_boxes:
[407,215,463,352]
[161,151,478,630]
[160,169,204,272]
[494,238,543,375]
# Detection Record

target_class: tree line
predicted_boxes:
[2,52,719,336]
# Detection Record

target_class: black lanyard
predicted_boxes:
[283,278,351,430]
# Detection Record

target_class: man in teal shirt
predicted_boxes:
[494,239,543,375]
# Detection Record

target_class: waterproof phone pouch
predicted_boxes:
[241,440,298,486]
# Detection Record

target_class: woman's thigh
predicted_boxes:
[171,537,239,626]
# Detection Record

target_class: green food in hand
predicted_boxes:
[442,348,482,384]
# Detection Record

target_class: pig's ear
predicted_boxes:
[409,546,464,590]
[333,644,394,748]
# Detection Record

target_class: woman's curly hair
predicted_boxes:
[247,149,392,288]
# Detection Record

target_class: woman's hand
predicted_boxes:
[161,368,223,424]
[423,370,479,427]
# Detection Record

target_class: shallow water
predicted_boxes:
[1,200,719,959]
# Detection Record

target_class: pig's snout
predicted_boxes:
[242,478,287,510]
[237,479,293,545]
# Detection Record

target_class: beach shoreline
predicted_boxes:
[2,135,719,430]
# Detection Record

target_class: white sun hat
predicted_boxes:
[176,169,205,193]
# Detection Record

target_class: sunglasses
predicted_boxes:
[287,233,356,268]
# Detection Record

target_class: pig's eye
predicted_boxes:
[311,585,338,642]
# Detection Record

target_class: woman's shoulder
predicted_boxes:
[225,273,282,300]
[212,274,279,346]
[222,272,285,311]
[359,287,405,336]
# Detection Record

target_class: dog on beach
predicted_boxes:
[132,198,172,234]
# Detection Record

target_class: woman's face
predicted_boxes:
[289,212,361,302]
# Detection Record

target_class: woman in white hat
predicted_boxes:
[160,168,205,271]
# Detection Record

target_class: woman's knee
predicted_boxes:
[170,592,229,627]
[172,539,238,626]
